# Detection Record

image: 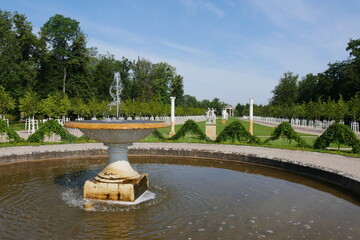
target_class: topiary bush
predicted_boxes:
[264,121,308,147]
[151,120,211,141]
[0,119,24,143]
[152,129,167,140]
[314,123,360,153]
[27,119,77,143]
[169,120,211,141]
[215,120,260,144]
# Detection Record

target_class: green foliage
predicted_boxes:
[169,120,210,141]
[41,92,71,118]
[264,122,308,147]
[270,72,298,106]
[215,121,260,144]
[19,89,41,117]
[0,10,39,99]
[348,92,360,121]
[27,119,76,142]
[314,123,360,153]
[152,129,167,140]
[71,97,89,117]
[0,86,16,114]
[88,97,108,118]
[0,119,23,142]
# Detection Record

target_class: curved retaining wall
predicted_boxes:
[0,143,359,196]
[129,147,360,196]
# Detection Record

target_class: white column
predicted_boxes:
[31,116,35,134]
[249,97,254,135]
[170,96,176,137]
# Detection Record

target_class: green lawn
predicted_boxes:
[142,117,315,143]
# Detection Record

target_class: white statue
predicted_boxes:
[222,109,228,120]
[210,108,216,124]
[206,108,211,123]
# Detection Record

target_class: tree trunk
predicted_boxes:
[63,67,67,93]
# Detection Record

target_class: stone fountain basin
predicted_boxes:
[64,120,168,143]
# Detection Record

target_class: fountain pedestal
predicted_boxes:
[84,173,149,201]
[84,144,149,202]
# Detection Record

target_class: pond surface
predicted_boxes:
[0,157,359,239]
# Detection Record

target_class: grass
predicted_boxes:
[2,117,359,158]
[142,117,315,142]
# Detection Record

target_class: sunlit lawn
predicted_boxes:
[142,117,315,143]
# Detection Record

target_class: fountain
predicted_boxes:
[64,72,167,204]
[1,73,359,238]
[65,120,167,203]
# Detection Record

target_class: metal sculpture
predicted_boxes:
[109,72,123,119]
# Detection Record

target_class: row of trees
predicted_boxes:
[270,39,360,106]
[0,87,205,120]
[243,94,360,121]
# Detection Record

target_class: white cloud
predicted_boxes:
[203,2,224,18]
[81,20,146,45]
[249,0,318,27]
[161,41,211,56]
[180,0,225,18]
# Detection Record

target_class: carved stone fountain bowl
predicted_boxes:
[65,120,168,143]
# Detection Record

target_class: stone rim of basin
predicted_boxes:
[64,120,168,130]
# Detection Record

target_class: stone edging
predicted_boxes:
[128,147,360,195]
[0,143,359,196]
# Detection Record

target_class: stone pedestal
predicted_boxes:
[169,121,175,137]
[205,123,217,140]
[84,174,149,201]
[83,146,149,202]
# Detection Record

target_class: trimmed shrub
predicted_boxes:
[152,129,167,140]
[216,121,260,144]
[314,123,360,153]
[0,119,23,143]
[264,121,308,147]
[27,120,77,143]
[169,120,210,141]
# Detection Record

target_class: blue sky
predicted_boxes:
[2,0,360,105]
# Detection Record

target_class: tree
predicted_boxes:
[40,14,84,93]
[0,86,15,116]
[344,39,360,100]
[297,73,317,103]
[42,92,71,118]
[235,103,245,116]
[87,97,108,119]
[183,95,199,108]
[209,98,226,114]
[348,92,360,121]
[0,10,39,99]
[333,95,348,121]
[19,89,41,117]
[322,97,337,120]
[92,53,119,101]
[71,97,89,119]
[270,72,298,106]
[170,74,184,105]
